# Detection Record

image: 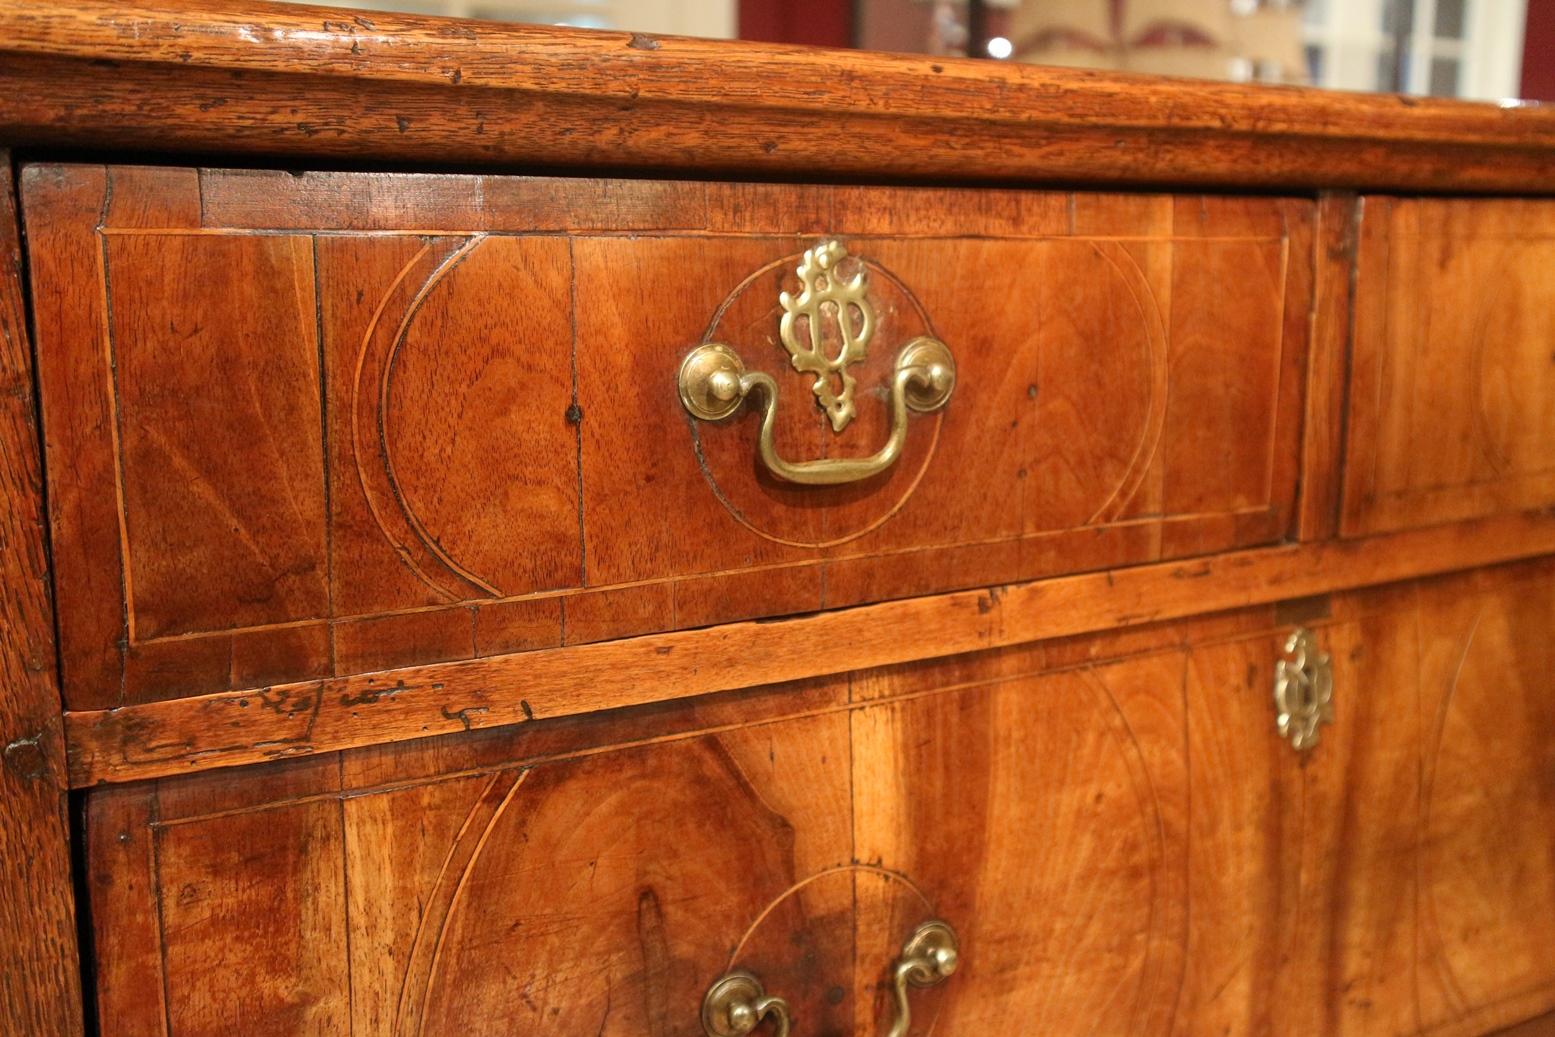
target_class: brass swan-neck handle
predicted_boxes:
[700,919,959,1037]
[701,971,792,1037]
[885,920,960,1037]
[678,239,955,487]
[678,337,955,486]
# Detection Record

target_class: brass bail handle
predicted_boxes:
[886,920,960,1037]
[701,971,792,1037]
[700,919,959,1037]
[677,241,956,487]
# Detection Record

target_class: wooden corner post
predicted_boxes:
[0,152,84,1036]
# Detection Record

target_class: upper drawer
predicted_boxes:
[1341,197,1555,536]
[22,165,1311,710]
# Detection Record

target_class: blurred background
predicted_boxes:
[279,0,1551,102]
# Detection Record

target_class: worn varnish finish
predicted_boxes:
[1179,563,1555,1037]
[82,561,1555,1035]
[63,509,1555,788]
[87,692,859,1037]
[6,6,1555,1033]
[24,165,1311,711]
[1342,197,1555,536]
[0,155,84,1037]
[1296,192,1358,541]
[853,651,1189,1033]
[3,1,1555,192]
[1495,1014,1555,1036]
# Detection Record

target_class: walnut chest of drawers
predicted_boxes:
[3,4,1555,1036]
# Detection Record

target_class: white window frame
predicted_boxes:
[1461,0,1529,98]
[1303,0,1527,100]
[276,0,735,39]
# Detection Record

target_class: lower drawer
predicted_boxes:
[85,560,1555,1036]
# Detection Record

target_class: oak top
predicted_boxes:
[1,1,1553,191]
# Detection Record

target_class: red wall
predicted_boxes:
[1523,0,1555,99]
[739,0,853,48]
[738,1,1553,95]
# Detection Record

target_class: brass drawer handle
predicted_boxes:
[700,918,959,1036]
[678,241,955,486]
[701,970,791,1037]
[886,920,960,1037]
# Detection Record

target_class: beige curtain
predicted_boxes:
[1010,0,1308,84]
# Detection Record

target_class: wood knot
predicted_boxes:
[3,737,49,783]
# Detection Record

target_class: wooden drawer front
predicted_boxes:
[24,164,1311,710]
[1183,563,1555,1036]
[1342,197,1555,536]
[84,561,1555,1036]
[86,642,1187,1035]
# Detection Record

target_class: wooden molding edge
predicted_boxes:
[0,153,85,1034]
[65,510,1555,787]
[1,1,1554,191]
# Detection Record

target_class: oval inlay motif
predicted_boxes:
[690,249,945,547]
[1029,241,1168,528]
[933,670,1168,1032]
[355,235,580,602]
[385,235,579,599]
[403,741,800,1036]
[729,864,941,1035]
[1421,596,1555,1015]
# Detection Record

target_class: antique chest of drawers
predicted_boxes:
[3,3,1555,1036]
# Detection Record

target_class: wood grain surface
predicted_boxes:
[23,165,1311,710]
[1176,562,1555,1037]
[6,7,1555,1033]
[79,559,1555,1036]
[853,650,1189,1033]
[63,508,1555,787]
[1,0,1555,192]
[1342,197,1555,536]
[0,155,84,1035]
[1297,192,1358,541]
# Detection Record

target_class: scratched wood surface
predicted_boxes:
[3,0,1555,193]
[0,154,84,1036]
[63,508,1555,789]
[22,164,1311,711]
[852,650,1190,1034]
[81,559,1555,1036]
[1342,197,1555,537]
[1296,192,1358,541]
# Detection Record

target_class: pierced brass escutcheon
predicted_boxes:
[1274,627,1334,752]
[701,970,792,1037]
[677,241,956,486]
[886,919,960,1037]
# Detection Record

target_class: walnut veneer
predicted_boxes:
[3,4,1555,1036]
